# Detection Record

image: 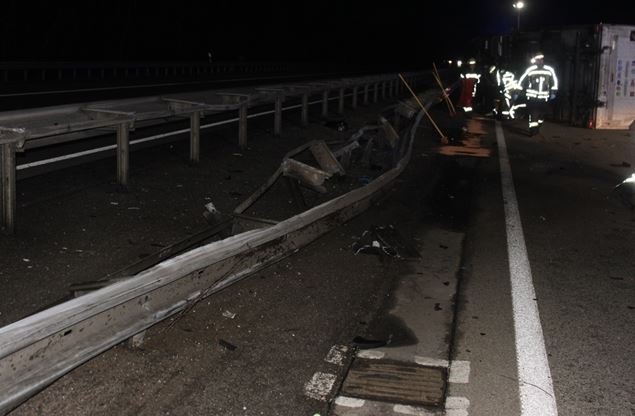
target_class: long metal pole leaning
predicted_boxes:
[398,73,448,144]
[432,63,456,116]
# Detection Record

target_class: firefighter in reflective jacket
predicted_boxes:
[515,53,558,135]
[490,65,518,119]
[457,58,481,114]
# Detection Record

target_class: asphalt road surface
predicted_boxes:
[1,97,633,415]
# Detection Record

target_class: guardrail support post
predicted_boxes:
[363,84,369,105]
[338,88,345,114]
[382,82,387,100]
[322,90,329,117]
[190,111,201,163]
[301,93,309,126]
[373,83,379,103]
[352,86,358,109]
[1,143,16,234]
[389,80,394,97]
[274,95,282,136]
[239,102,248,149]
[116,123,130,188]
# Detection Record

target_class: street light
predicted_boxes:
[513,1,525,32]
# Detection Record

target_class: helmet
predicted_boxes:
[530,52,545,64]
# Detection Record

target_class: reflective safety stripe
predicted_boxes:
[463,106,473,112]
[529,121,540,127]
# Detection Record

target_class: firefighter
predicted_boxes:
[514,52,558,135]
[494,65,518,120]
[457,58,481,114]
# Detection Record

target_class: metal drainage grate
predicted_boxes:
[340,358,446,407]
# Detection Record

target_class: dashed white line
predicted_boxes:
[448,360,471,384]
[304,372,336,401]
[334,396,365,408]
[445,396,470,416]
[495,121,558,416]
[356,349,385,359]
[393,404,438,415]
[413,356,449,368]
[325,344,348,366]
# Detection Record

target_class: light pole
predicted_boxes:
[513,1,525,32]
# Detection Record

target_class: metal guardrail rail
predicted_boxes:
[0,84,441,415]
[0,71,427,233]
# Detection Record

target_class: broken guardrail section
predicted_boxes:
[0,88,441,415]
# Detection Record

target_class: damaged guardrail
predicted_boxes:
[0,83,442,414]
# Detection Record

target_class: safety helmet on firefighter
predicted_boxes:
[530,52,545,64]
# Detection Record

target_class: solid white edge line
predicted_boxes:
[16,95,358,171]
[495,121,558,416]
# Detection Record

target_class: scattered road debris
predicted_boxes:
[324,118,349,132]
[218,339,237,351]
[222,310,236,319]
[352,225,420,259]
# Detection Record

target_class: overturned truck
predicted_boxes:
[0,88,441,414]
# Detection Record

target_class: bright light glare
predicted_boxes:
[513,1,525,9]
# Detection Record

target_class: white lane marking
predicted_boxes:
[304,372,337,401]
[495,121,558,416]
[446,410,469,416]
[393,404,438,415]
[413,356,449,368]
[334,396,365,408]
[448,360,471,384]
[325,344,348,366]
[16,96,353,171]
[446,396,470,415]
[356,349,385,359]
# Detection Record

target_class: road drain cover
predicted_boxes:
[340,358,446,407]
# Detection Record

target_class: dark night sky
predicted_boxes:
[0,1,632,67]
